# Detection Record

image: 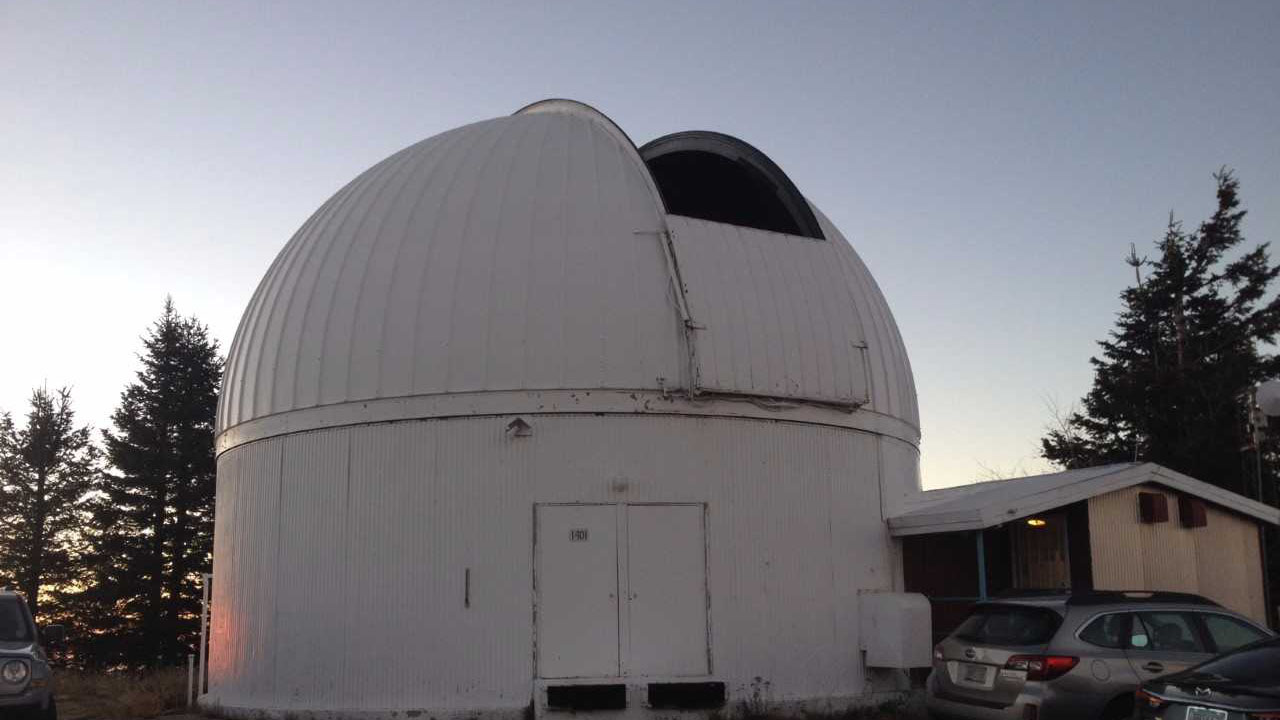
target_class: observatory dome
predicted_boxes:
[208,100,922,719]
[215,100,917,450]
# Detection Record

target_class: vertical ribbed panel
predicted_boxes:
[216,109,681,434]
[209,439,280,707]
[667,213,917,428]
[1195,504,1266,622]
[209,452,238,691]
[1089,485,1153,590]
[207,415,900,712]
[272,429,349,707]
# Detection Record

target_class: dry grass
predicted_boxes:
[57,667,191,720]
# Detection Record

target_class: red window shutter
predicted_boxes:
[1138,492,1169,523]
[1178,496,1208,528]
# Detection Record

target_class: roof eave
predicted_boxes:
[887,462,1280,537]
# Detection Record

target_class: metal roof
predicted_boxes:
[216,100,918,445]
[888,462,1280,536]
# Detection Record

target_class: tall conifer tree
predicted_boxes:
[0,387,98,619]
[1043,170,1280,500]
[79,299,222,666]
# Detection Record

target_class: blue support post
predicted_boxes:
[976,530,988,601]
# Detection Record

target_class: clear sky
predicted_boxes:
[3,1,1278,488]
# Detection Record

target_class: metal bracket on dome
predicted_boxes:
[638,228,703,397]
[855,341,874,407]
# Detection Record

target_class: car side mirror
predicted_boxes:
[40,624,65,644]
[1130,633,1149,648]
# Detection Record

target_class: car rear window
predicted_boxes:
[953,604,1063,647]
[1189,639,1280,684]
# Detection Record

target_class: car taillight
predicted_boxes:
[933,644,944,661]
[1135,688,1166,710]
[1005,655,1079,681]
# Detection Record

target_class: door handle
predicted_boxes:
[1142,662,1164,673]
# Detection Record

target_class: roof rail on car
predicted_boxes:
[1065,590,1219,607]
[993,588,1072,598]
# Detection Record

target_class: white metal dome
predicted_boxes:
[216,100,918,449]
[207,100,925,719]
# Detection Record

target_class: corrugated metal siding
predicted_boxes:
[1088,486,1146,590]
[1195,504,1266,622]
[208,414,899,711]
[209,439,281,707]
[1088,485,1266,623]
[217,110,682,433]
[272,429,349,706]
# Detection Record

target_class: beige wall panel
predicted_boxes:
[1137,488,1199,594]
[1089,485,1266,624]
[1195,504,1266,623]
[1088,486,1148,589]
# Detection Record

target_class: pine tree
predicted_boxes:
[78,299,222,667]
[0,387,99,619]
[1043,170,1280,499]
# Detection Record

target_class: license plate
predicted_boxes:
[1186,707,1228,720]
[961,662,990,684]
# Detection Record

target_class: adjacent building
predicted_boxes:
[895,462,1279,640]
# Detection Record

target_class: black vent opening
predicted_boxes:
[640,131,824,240]
[647,682,726,709]
[546,684,627,710]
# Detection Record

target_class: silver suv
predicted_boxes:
[926,591,1274,720]
[0,589,60,720]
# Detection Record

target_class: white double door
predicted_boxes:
[536,503,709,679]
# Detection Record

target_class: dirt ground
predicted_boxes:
[56,668,189,720]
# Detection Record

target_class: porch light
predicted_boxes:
[1026,518,1047,527]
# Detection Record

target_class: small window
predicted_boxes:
[953,604,1063,647]
[1200,614,1268,653]
[1130,612,1205,653]
[1139,492,1169,523]
[1079,613,1130,649]
[1178,496,1208,528]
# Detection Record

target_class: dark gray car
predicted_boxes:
[926,591,1274,720]
[0,589,60,720]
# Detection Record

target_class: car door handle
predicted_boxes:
[1142,662,1164,673]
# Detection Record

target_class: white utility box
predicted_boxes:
[859,591,933,668]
